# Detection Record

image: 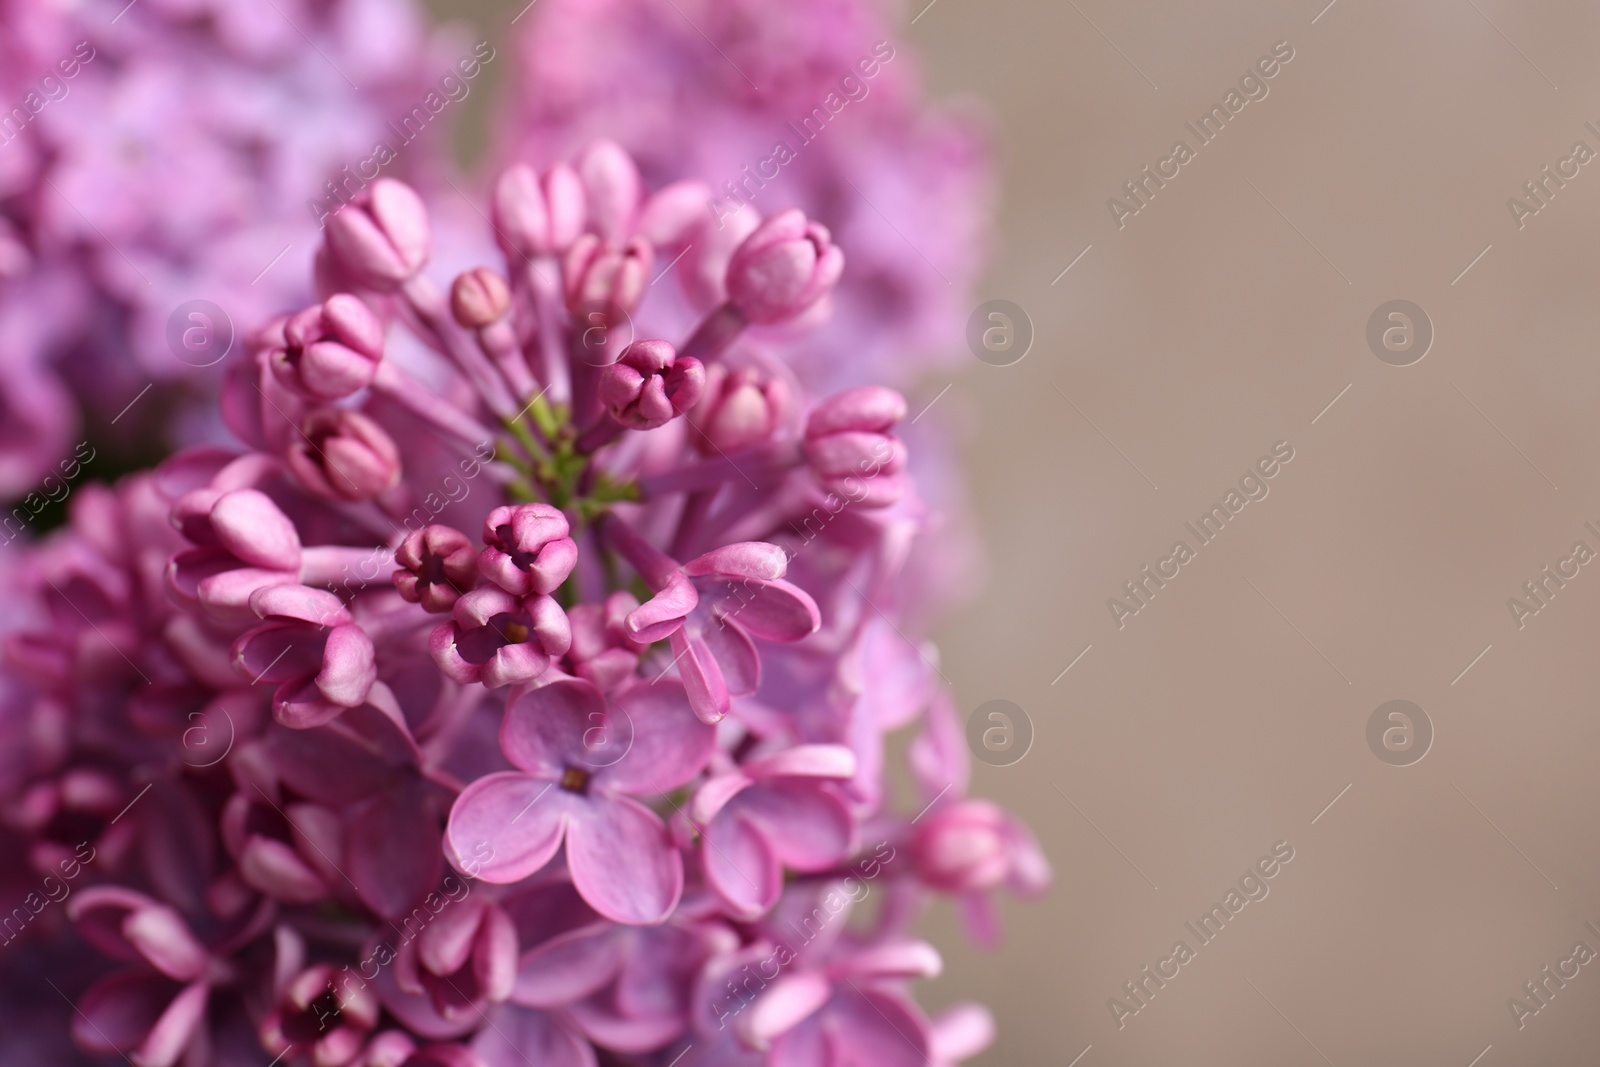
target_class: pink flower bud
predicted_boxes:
[479,504,578,596]
[725,208,844,325]
[803,386,908,507]
[285,409,402,502]
[567,591,646,691]
[575,139,643,242]
[449,268,511,328]
[689,365,790,454]
[562,233,652,319]
[394,525,478,613]
[324,178,432,288]
[597,340,705,430]
[490,162,585,258]
[268,294,384,401]
[430,587,571,689]
[911,800,1014,893]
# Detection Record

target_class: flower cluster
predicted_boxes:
[504,0,994,394]
[0,0,449,496]
[0,137,1047,1066]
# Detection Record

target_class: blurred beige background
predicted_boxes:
[446,1,1600,1063]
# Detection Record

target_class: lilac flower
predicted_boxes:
[692,744,858,918]
[803,386,908,507]
[0,0,451,492]
[446,677,713,923]
[689,365,792,454]
[0,127,1044,1066]
[394,525,479,613]
[609,528,821,724]
[724,210,845,327]
[505,0,993,391]
[429,586,570,689]
[268,293,387,402]
[478,503,578,596]
[232,584,376,728]
[597,340,706,431]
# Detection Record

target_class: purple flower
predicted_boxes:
[394,525,479,613]
[268,294,387,402]
[445,677,713,923]
[692,744,858,917]
[615,533,821,725]
[260,961,382,1066]
[167,487,303,620]
[689,365,791,455]
[479,504,579,597]
[911,799,1050,896]
[725,210,845,326]
[232,584,377,728]
[491,161,587,259]
[429,587,570,689]
[736,940,942,1062]
[597,340,705,431]
[285,408,403,503]
[326,178,434,289]
[803,386,909,507]
[451,267,514,328]
[0,123,1043,1065]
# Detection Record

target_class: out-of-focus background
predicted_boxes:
[453,1,1600,1063]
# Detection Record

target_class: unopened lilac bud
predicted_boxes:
[575,139,643,242]
[394,526,477,613]
[285,409,401,502]
[803,386,907,507]
[725,208,844,325]
[911,800,1013,892]
[491,162,586,258]
[450,268,512,328]
[268,294,384,401]
[562,234,652,318]
[479,504,578,596]
[690,365,790,454]
[324,178,431,289]
[597,340,705,430]
[911,798,1051,899]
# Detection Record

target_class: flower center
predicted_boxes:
[559,766,590,793]
[500,621,530,644]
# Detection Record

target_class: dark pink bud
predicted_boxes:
[575,139,643,241]
[268,294,384,401]
[803,386,908,507]
[324,178,431,288]
[449,268,511,328]
[479,504,578,596]
[597,340,705,430]
[394,526,478,613]
[491,162,586,258]
[690,365,791,454]
[285,409,402,502]
[562,234,652,318]
[725,208,844,325]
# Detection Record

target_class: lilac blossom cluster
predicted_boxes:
[504,0,995,394]
[0,137,1047,1065]
[0,0,447,495]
